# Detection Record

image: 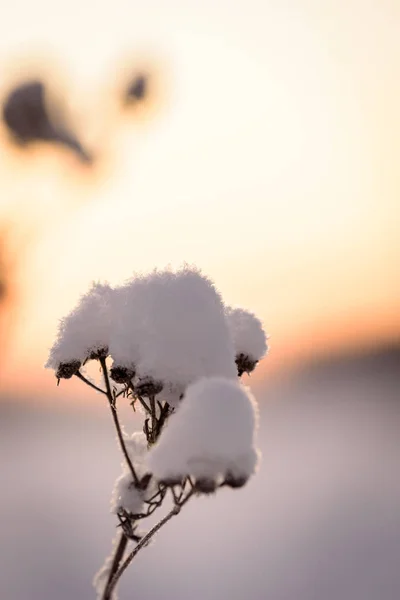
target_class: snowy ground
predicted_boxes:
[1,348,399,600]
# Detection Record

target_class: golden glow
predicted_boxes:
[0,0,399,395]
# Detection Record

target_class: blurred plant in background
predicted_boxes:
[2,79,92,163]
[45,265,268,599]
[0,225,20,364]
[0,50,160,378]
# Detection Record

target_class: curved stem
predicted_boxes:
[107,505,181,598]
[74,371,106,395]
[99,356,139,486]
[101,532,128,600]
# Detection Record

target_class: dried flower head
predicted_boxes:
[56,360,81,380]
[134,377,163,398]
[235,352,258,376]
[225,307,268,375]
[110,365,135,384]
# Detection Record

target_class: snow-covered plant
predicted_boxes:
[45,266,268,600]
[225,306,269,375]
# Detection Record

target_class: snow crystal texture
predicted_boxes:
[110,267,237,389]
[46,282,114,369]
[225,306,268,362]
[148,377,260,483]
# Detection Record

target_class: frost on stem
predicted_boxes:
[225,307,268,375]
[45,282,114,378]
[111,432,156,517]
[148,377,260,491]
[109,266,237,405]
[93,531,123,600]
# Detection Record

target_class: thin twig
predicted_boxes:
[138,396,150,413]
[178,487,195,508]
[149,395,157,444]
[101,532,128,600]
[74,371,106,395]
[99,356,139,486]
[107,505,181,598]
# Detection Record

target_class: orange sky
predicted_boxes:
[0,0,399,397]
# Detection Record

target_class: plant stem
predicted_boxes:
[149,395,157,443]
[101,532,128,600]
[107,505,181,598]
[99,356,139,486]
[74,371,106,395]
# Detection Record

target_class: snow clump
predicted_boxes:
[46,282,114,378]
[147,377,260,492]
[109,267,237,396]
[225,306,268,375]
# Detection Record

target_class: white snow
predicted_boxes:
[225,306,268,362]
[108,278,148,372]
[147,377,260,486]
[109,266,237,391]
[111,472,145,515]
[45,282,114,370]
[157,381,185,409]
[110,432,156,515]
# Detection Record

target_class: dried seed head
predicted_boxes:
[235,353,258,376]
[56,360,81,380]
[224,471,248,489]
[134,377,163,398]
[88,346,109,360]
[110,366,135,384]
[194,478,217,494]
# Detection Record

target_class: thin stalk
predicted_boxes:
[74,371,106,395]
[149,395,157,444]
[107,505,181,598]
[101,532,128,600]
[99,356,139,486]
[137,396,150,413]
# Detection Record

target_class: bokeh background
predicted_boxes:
[0,1,399,599]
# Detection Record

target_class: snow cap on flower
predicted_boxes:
[108,278,149,375]
[225,306,268,375]
[147,377,260,491]
[45,282,114,376]
[110,266,237,394]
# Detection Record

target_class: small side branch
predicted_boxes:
[74,371,106,395]
[99,356,139,486]
[107,505,181,598]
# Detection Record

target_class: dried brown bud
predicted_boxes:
[235,353,258,376]
[194,478,217,494]
[56,360,81,380]
[88,346,109,360]
[134,377,163,397]
[110,366,135,384]
[224,471,248,489]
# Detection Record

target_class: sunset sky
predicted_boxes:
[0,0,399,395]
